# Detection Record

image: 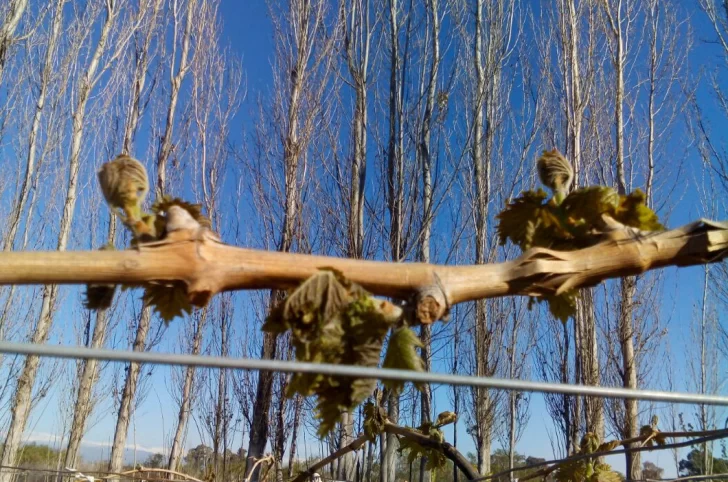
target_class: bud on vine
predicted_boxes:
[537,148,574,204]
[97,154,150,221]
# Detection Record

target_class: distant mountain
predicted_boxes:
[78,443,157,466]
[20,432,161,468]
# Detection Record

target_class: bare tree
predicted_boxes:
[0,0,29,83]
[155,0,198,197]
[2,0,63,252]
[600,0,640,473]
[334,0,376,478]
[168,310,208,472]
[414,0,441,480]
[465,0,516,474]
[382,0,407,479]
[64,1,163,472]
[0,0,66,378]
[0,1,139,477]
[245,1,339,480]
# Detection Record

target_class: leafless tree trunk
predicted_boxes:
[693,266,721,478]
[0,0,29,83]
[337,1,373,476]
[155,0,197,198]
[383,0,406,479]
[287,394,304,478]
[246,1,338,480]
[62,216,118,474]
[602,0,638,477]
[108,307,153,473]
[168,310,207,472]
[0,0,64,379]
[2,0,62,252]
[415,1,440,481]
[65,2,161,472]
[498,299,535,482]
[468,0,515,474]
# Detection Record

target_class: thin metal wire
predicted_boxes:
[2,341,728,405]
[0,465,195,482]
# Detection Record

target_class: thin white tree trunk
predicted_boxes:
[168,310,207,471]
[418,1,438,480]
[0,0,29,83]
[108,306,152,473]
[0,4,117,479]
[63,221,117,475]
[156,0,196,198]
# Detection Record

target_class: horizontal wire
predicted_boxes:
[1,341,727,406]
[0,464,196,482]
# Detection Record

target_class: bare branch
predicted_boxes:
[0,219,724,314]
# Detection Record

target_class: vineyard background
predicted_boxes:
[0,0,727,481]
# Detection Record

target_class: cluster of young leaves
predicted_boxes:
[398,424,447,471]
[497,186,663,321]
[140,197,213,323]
[87,186,214,323]
[363,401,388,440]
[382,326,425,393]
[263,270,425,436]
[553,433,621,482]
[83,243,117,310]
[639,415,666,447]
[397,411,458,471]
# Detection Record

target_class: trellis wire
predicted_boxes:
[1,341,727,406]
[0,465,195,482]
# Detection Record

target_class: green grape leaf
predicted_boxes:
[611,189,664,231]
[434,411,458,428]
[594,470,622,482]
[555,435,621,482]
[266,270,397,436]
[84,284,116,310]
[143,282,193,323]
[382,327,425,393]
[363,402,387,440]
[397,431,448,471]
[529,291,577,323]
[497,189,550,249]
[561,186,620,233]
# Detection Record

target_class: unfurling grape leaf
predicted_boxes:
[553,432,622,482]
[397,425,448,471]
[264,270,398,436]
[143,282,193,323]
[612,189,664,231]
[497,189,550,249]
[363,401,387,440]
[382,327,425,393]
[84,284,117,310]
[434,411,458,428]
[497,179,663,323]
[561,186,620,234]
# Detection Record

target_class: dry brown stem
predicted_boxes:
[290,423,478,482]
[0,219,725,313]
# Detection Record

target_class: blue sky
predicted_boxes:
[12,0,728,479]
